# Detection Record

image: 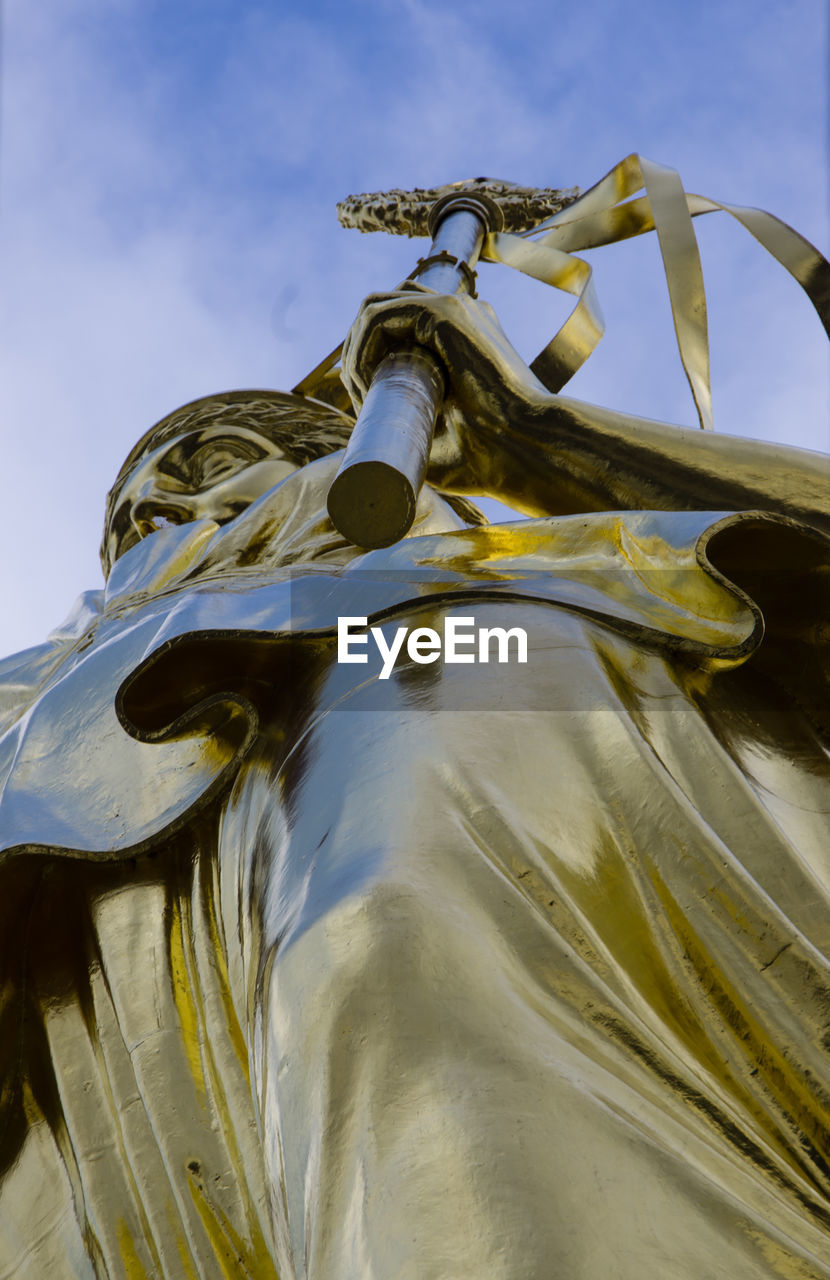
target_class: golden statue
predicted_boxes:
[1,159,829,1278]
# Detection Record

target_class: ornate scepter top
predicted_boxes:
[336,178,580,237]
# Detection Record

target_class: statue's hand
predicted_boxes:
[340,288,549,493]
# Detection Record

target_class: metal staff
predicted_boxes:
[327,179,576,549]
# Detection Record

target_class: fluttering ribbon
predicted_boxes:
[484,154,830,430]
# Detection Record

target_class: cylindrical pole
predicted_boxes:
[327,194,501,548]
[325,347,445,548]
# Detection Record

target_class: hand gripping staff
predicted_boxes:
[314,161,830,549]
[326,179,576,549]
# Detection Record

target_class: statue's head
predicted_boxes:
[102,389,485,575]
[101,390,355,574]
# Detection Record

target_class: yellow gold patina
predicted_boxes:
[1,159,829,1278]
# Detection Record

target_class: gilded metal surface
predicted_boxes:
[484,153,830,427]
[328,199,491,548]
[310,155,829,430]
[327,346,446,547]
[328,182,578,547]
[336,177,579,236]
[2,164,830,1278]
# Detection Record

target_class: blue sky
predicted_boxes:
[1,0,827,654]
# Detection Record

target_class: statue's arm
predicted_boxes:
[342,291,830,535]
[467,391,830,534]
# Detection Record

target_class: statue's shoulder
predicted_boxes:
[0,590,105,734]
[0,582,249,867]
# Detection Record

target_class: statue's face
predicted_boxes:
[106,424,301,567]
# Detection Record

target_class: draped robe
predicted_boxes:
[1,454,829,1278]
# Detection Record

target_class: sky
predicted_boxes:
[0,0,827,656]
